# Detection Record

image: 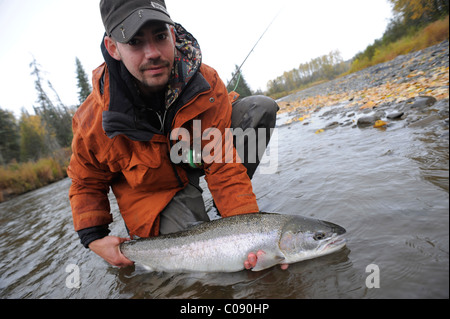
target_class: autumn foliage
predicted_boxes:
[0,57,90,202]
[350,16,449,73]
[0,148,70,202]
[389,0,449,24]
[267,0,449,99]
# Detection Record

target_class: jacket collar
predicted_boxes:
[166,23,202,110]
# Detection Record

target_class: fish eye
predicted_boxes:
[313,232,326,241]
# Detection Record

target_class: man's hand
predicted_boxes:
[89,236,134,268]
[244,250,289,270]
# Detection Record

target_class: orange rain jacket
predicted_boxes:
[68,25,259,238]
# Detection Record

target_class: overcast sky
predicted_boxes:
[0,0,393,116]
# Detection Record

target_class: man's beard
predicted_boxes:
[138,59,172,93]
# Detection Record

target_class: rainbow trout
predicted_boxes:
[120,212,346,273]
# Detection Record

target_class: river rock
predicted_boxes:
[387,112,404,120]
[436,99,449,118]
[409,96,437,109]
[408,114,442,128]
[357,115,380,127]
[325,121,340,130]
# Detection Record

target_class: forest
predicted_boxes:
[0,57,91,201]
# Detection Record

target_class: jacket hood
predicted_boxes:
[101,23,203,141]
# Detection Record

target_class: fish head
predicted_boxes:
[279,216,347,263]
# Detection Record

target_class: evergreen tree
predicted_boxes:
[30,58,74,149]
[0,107,20,164]
[227,65,253,98]
[75,57,92,106]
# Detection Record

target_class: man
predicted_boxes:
[68,0,279,269]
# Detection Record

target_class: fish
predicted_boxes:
[120,212,346,273]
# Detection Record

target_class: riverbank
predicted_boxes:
[0,148,70,203]
[277,40,449,128]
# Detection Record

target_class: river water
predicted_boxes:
[0,101,448,299]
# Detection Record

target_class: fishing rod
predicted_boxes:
[229,10,282,91]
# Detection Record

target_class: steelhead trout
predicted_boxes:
[120,212,346,273]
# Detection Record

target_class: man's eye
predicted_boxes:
[127,39,141,46]
[157,33,168,41]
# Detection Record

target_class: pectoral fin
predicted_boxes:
[252,251,286,271]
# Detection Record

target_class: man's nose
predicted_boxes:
[143,41,161,60]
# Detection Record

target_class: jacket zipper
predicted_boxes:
[156,109,168,133]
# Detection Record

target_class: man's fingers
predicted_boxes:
[245,250,289,271]
[256,250,265,258]
[248,253,257,268]
[89,236,134,268]
[245,250,265,269]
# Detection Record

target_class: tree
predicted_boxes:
[30,58,74,149]
[389,0,449,26]
[266,51,348,96]
[19,111,49,162]
[266,78,284,96]
[227,65,253,98]
[0,107,20,164]
[75,57,92,106]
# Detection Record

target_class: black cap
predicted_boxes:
[100,0,175,43]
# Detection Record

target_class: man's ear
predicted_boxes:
[170,25,176,45]
[104,36,121,61]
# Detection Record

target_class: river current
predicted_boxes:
[0,102,448,299]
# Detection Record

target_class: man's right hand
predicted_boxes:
[244,250,289,271]
[88,236,134,268]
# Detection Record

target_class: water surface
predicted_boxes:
[0,103,448,299]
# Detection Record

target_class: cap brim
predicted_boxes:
[110,8,174,43]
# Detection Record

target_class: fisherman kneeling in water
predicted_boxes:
[68,0,281,270]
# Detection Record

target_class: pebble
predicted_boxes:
[357,115,380,127]
[387,112,404,120]
[408,96,438,109]
[408,114,442,128]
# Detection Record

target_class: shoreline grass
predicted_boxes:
[0,148,71,203]
[348,16,449,74]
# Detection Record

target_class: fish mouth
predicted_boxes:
[323,235,347,251]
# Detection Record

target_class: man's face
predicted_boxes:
[105,22,176,94]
